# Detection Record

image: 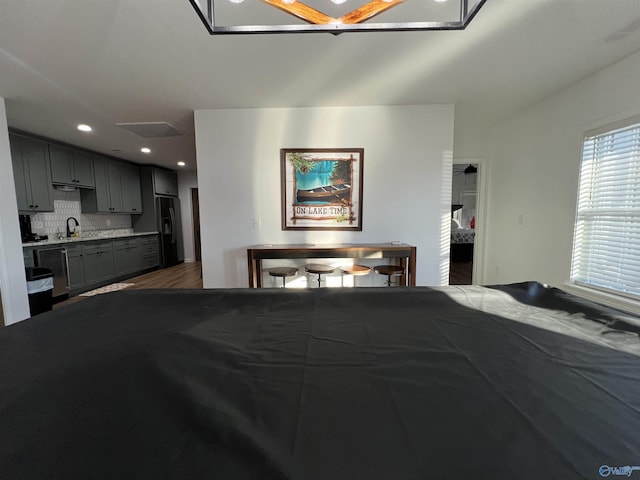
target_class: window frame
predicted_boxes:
[570,114,640,304]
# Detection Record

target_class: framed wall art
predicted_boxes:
[281,148,364,231]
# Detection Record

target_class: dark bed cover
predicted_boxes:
[2,283,640,480]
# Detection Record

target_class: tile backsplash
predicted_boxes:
[30,189,132,238]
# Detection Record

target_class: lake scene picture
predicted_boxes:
[281,148,364,231]
[290,154,352,205]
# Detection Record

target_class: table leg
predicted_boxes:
[408,246,417,286]
[256,260,263,288]
[400,258,408,286]
[247,250,262,288]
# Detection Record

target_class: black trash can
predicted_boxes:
[25,267,54,316]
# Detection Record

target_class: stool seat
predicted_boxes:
[268,267,298,287]
[305,264,335,274]
[374,265,405,286]
[340,265,371,276]
[305,264,335,287]
[340,264,371,287]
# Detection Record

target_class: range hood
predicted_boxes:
[54,185,78,192]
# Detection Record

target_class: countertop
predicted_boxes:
[22,231,158,248]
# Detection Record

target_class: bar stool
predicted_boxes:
[268,267,298,288]
[340,265,371,287]
[374,265,405,286]
[305,264,335,288]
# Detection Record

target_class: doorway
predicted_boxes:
[449,162,482,285]
[191,188,201,262]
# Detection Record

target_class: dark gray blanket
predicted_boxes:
[1,283,640,479]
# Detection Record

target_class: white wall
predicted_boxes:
[194,105,454,288]
[178,169,198,262]
[0,97,30,325]
[483,50,640,287]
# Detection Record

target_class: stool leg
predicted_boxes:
[282,277,286,288]
[386,275,392,286]
[317,274,321,288]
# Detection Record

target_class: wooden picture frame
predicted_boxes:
[281,148,364,231]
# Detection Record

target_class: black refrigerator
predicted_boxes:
[133,167,184,268]
[157,196,182,268]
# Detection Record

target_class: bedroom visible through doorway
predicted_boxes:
[450,163,478,285]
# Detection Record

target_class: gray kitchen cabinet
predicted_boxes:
[81,156,123,213]
[80,157,144,214]
[113,238,140,277]
[49,144,95,188]
[22,236,159,296]
[139,235,159,269]
[153,168,178,197]
[81,242,114,286]
[66,245,85,291]
[120,164,143,214]
[10,134,54,213]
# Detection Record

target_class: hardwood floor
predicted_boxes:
[52,259,472,311]
[54,261,203,310]
[123,261,203,290]
[449,261,473,285]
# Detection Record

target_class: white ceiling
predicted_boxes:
[1,0,640,171]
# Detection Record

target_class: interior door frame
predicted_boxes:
[191,187,201,262]
[452,157,488,285]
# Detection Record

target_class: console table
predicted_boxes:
[247,243,417,288]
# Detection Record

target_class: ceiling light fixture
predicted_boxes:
[77,124,92,132]
[187,0,486,34]
[177,161,186,167]
[141,147,151,154]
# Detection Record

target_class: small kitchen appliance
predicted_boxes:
[19,214,48,242]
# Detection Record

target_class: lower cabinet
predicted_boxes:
[73,235,158,293]
[24,234,160,295]
[113,239,141,277]
[139,236,159,270]
[67,245,85,291]
[82,241,114,286]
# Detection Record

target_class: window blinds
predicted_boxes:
[571,121,640,300]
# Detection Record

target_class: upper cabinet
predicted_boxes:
[153,168,178,197]
[120,163,143,213]
[10,130,145,216]
[81,156,142,214]
[49,144,95,188]
[81,156,122,213]
[10,134,54,213]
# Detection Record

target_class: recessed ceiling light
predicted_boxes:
[177,161,186,167]
[77,124,92,132]
[140,147,151,154]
